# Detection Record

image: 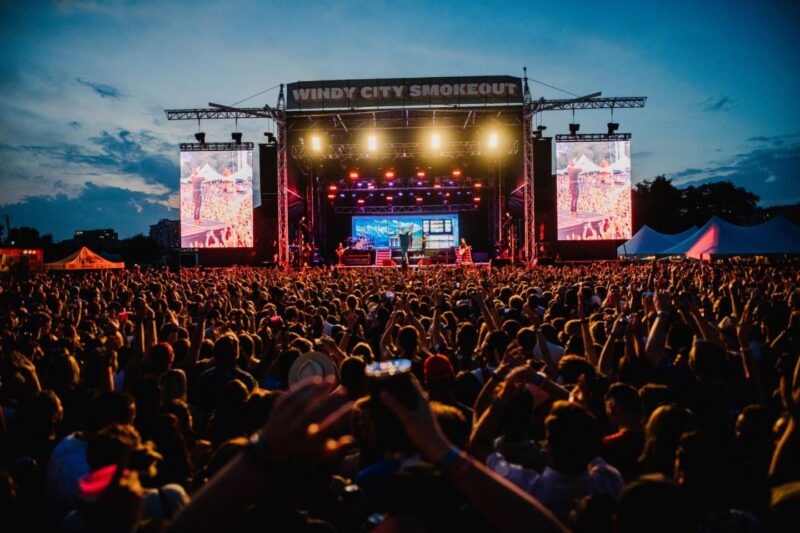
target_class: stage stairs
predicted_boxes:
[375,248,393,266]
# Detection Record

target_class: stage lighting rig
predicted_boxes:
[232,132,243,144]
[568,123,580,136]
[607,122,619,136]
[194,132,206,144]
[264,132,277,143]
[533,125,547,139]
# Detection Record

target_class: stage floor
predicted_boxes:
[557,212,606,240]
[181,220,227,246]
[336,262,489,269]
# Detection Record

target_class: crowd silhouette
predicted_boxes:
[0,261,798,532]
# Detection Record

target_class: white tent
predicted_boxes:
[607,154,631,173]
[617,225,697,256]
[575,154,604,173]
[660,215,800,259]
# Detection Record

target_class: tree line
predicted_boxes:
[633,176,800,233]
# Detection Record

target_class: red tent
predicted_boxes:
[45,246,124,271]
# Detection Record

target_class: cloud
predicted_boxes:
[672,168,703,178]
[0,127,178,208]
[670,141,800,205]
[2,182,177,240]
[76,77,126,99]
[746,131,800,145]
[700,94,737,112]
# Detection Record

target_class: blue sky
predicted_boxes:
[1,0,798,240]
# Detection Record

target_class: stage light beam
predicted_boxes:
[488,132,498,149]
[367,134,378,151]
[431,133,441,149]
[311,135,322,152]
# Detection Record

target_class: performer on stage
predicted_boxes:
[567,159,581,215]
[421,232,428,255]
[336,242,346,265]
[398,227,413,264]
[458,238,472,262]
[191,168,205,222]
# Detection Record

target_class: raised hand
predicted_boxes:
[379,375,451,463]
[260,377,354,463]
[653,289,672,314]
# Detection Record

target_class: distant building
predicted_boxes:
[73,228,119,251]
[149,219,180,249]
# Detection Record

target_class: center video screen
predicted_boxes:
[556,140,632,240]
[180,148,253,248]
[351,214,459,250]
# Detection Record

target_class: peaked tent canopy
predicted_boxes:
[618,225,698,256]
[660,216,800,259]
[45,246,124,271]
[607,154,631,173]
[575,154,604,173]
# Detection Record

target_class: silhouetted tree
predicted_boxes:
[6,227,53,248]
[633,176,685,233]
[682,181,759,227]
[634,178,762,232]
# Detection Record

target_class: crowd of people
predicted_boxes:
[0,260,799,532]
[180,180,253,248]
[557,177,632,240]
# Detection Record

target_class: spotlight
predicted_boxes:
[327,194,336,200]
[263,132,276,143]
[533,125,547,139]
[231,132,243,144]
[474,182,482,188]
[607,122,619,135]
[349,171,359,180]
[357,198,365,205]
[194,132,206,144]
[310,134,322,152]
[328,184,338,191]
[416,196,423,203]
[367,134,378,151]
[386,196,394,202]
[431,133,441,149]
[384,170,395,179]
[474,196,481,202]
[568,123,580,136]
[416,170,426,178]
[452,169,462,177]
[488,132,498,149]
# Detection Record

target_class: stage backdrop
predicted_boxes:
[180,147,253,248]
[555,140,632,241]
[352,214,459,250]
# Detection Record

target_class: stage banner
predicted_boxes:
[287,76,523,111]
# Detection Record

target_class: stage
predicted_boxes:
[165,74,645,266]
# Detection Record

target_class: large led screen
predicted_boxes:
[556,140,631,240]
[351,214,459,250]
[180,149,253,248]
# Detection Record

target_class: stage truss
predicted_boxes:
[165,82,645,266]
[291,140,518,160]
